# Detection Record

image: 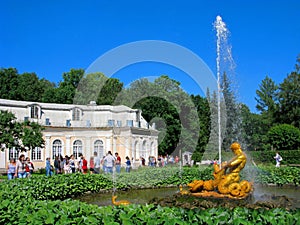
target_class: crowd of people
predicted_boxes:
[6,153,183,180]
[44,151,134,176]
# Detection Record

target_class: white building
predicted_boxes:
[0,99,159,169]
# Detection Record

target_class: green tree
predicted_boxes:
[15,72,44,102]
[190,94,210,161]
[0,68,19,100]
[277,62,300,128]
[72,72,124,105]
[221,72,244,149]
[267,124,300,150]
[115,75,199,156]
[240,104,266,150]
[97,78,123,105]
[55,69,84,104]
[255,76,279,127]
[0,110,44,151]
[40,79,57,103]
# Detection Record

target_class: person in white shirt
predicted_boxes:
[104,151,115,173]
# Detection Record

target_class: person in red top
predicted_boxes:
[82,156,88,174]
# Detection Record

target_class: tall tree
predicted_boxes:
[16,72,44,102]
[190,94,211,161]
[221,72,244,150]
[0,68,19,100]
[255,76,279,125]
[116,75,199,156]
[240,104,266,150]
[277,59,300,128]
[55,69,84,104]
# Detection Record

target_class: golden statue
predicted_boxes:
[112,195,131,206]
[185,142,252,198]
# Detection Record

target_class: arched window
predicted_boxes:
[72,108,81,121]
[73,140,83,159]
[30,105,40,119]
[133,141,138,160]
[31,147,42,161]
[94,140,104,158]
[52,140,62,159]
[140,140,147,159]
[150,142,154,156]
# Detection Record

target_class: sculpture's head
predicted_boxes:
[230,142,241,152]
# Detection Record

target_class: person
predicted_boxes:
[7,158,16,180]
[89,156,94,174]
[104,151,115,173]
[77,153,83,172]
[59,155,64,174]
[69,155,76,173]
[115,152,121,173]
[274,152,282,167]
[15,154,27,178]
[54,156,60,174]
[82,156,88,174]
[93,152,101,174]
[63,155,71,174]
[125,156,131,173]
[45,157,53,176]
[25,157,34,177]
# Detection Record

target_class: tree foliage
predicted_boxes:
[221,72,244,149]
[267,124,300,150]
[115,75,199,157]
[277,70,300,128]
[0,110,44,152]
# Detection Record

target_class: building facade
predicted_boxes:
[0,99,159,169]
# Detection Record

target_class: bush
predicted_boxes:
[0,166,299,224]
[267,124,300,150]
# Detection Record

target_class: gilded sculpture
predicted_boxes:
[184,142,252,198]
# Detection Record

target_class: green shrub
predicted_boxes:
[0,166,299,224]
[267,124,300,150]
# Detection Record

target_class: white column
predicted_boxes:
[125,138,129,158]
[66,136,71,156]
[85,137,91,160]
[45,135,51,159]
[106,136,111,154]
[113,137,117,154]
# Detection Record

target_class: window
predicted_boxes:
[9,147,19,160]
[52,139,62,159]
[140,140,147,159]
[126,120,133,127]
[31,147,42,160]
[72,108,81,121]
[30,105,40,119]
[108,119,115,127]
[73,140,83,159]
[117,120,122,127]
[94,140,104,158]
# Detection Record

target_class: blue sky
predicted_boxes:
[1,0,299,112]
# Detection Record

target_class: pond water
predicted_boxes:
[75,185,300,208]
